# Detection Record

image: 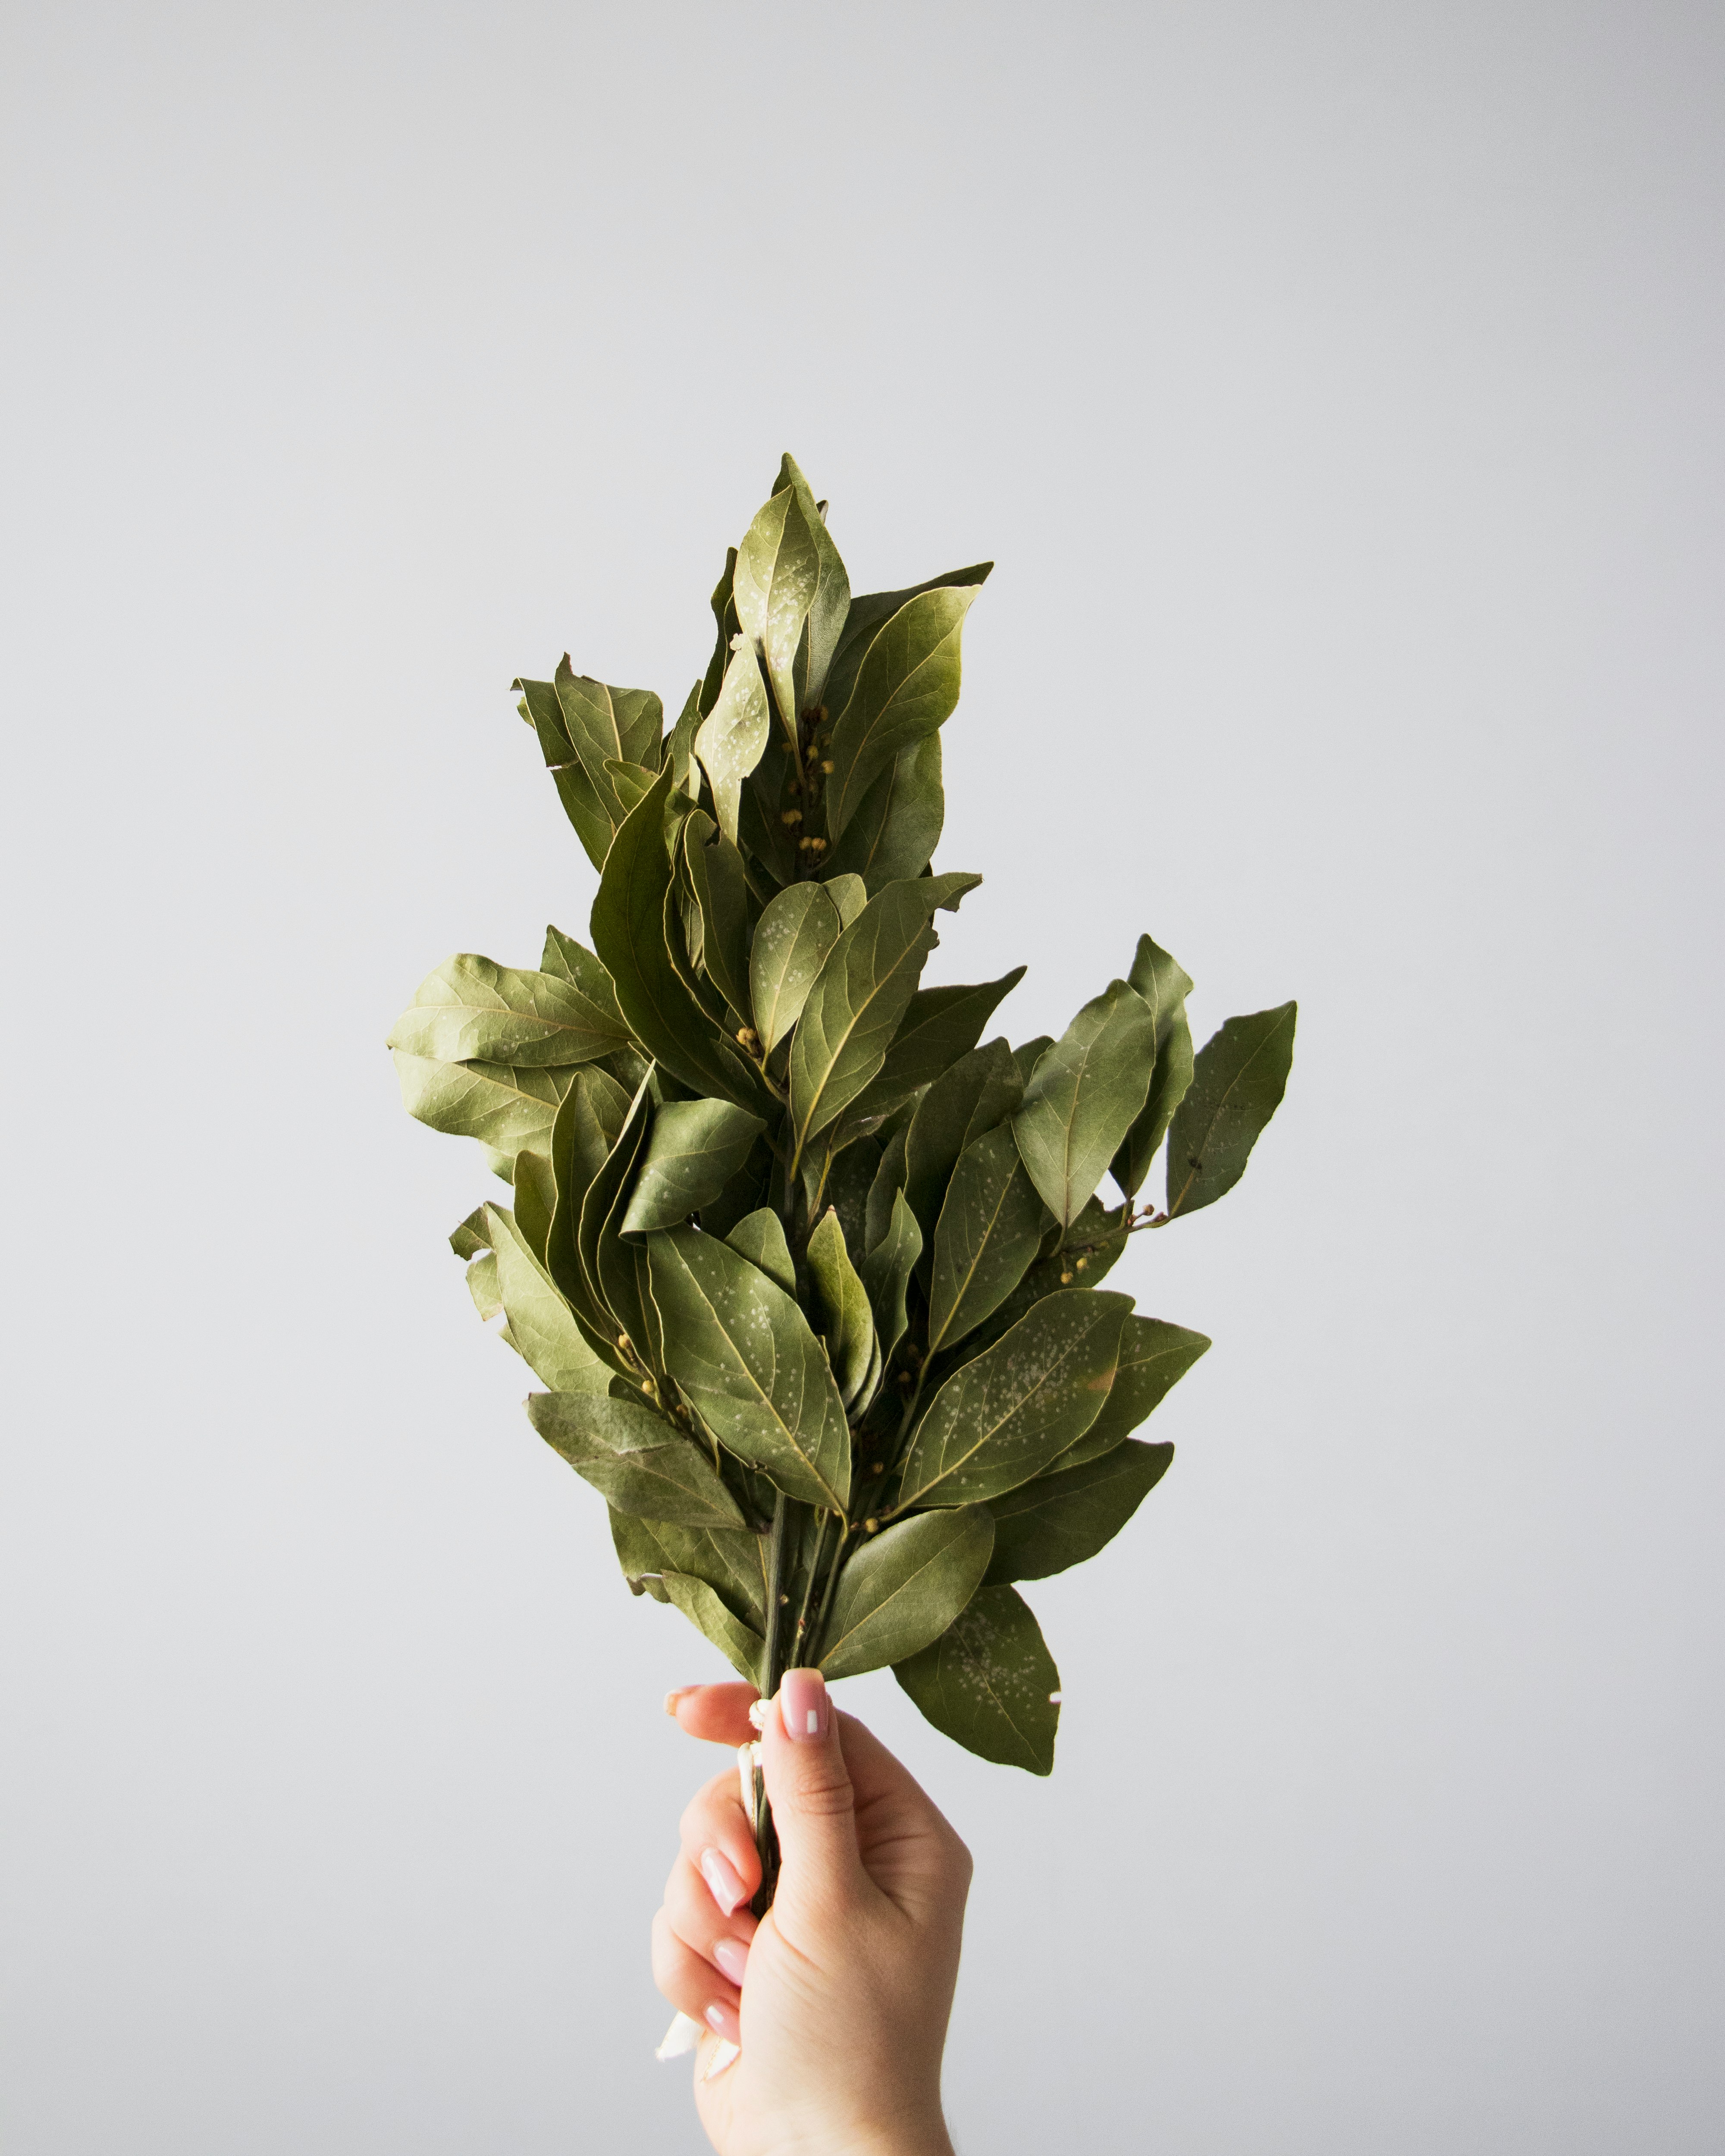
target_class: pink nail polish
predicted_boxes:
[780,1667,828,1742]
[704,1999,740,2043]
[712,1936,749,1986]
[700,1848,746,1918]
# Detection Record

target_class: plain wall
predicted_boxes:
[2,4,1720,2150]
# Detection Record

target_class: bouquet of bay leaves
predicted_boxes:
[390,457,1295,1893]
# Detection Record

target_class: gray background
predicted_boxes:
[3,3,1720,2150]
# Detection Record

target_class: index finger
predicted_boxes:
[666,1681,760,1745]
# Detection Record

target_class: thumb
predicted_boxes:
[760,1668,862,1918]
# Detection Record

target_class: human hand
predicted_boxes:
[651,1668,971,2156]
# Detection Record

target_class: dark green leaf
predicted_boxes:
[484,1203,613,1395]
[895,1289,1132,1510]
[820,733,945,894]
[894,1584,1059,1773]
[903,1039,1023,1253]
[1110,934,1196,1199]
[817,1506,994,1680]
[543,1065,631,1328]
[661,1572,765,1683]
[514,674,577,765]
[806,1208,877,1410]
[696,1136,773,1238]
[1056,1316,1210,1468]
[694,642,772,848]
[684,815,754,1026]
[925,1125,1047,1357]
[619,1099,767,1235]
[1165,1003,1298,1219]
[846,969,1027,1123]
[700,548,740,716]
[857,1188,922,1364]
[985,1439,1172,1583]
[647,1225,851,1510]
[388,953,628,1068]
[527,1391,747,1527]
[824,586,982,840]
[590,766,764,1106]
[751,882,844,1054]
[788,873,982,1161]
[865,1124,910,1251]
[668,681,703,799]
[577,1074,652,1352]
[724,1207,797,1295]
[1010,1036,1054,1089]
[1013,981,1160,1228]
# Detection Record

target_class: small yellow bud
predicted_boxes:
[820,758,834,773]
[1075,1256,1088,1272]
[1059,1269,1074,1285]
[863,1518,879,1534]
[780,808,803,826]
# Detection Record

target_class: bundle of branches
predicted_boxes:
[390,457,1295,1902]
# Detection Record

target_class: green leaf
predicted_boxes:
[895,1289,1132,1510]
[693,642,772,848]
[543,1065,631,1329]
[696,1137,772,1238]
[700,548,740,716]
[817,1506,994,1680]
[788,873,982,1162]
[527,1391,747,1527]
[646,1225,851,1510]
[611,1509,769,1629]
[514,674,576,765]
[1110,935,1196,1199]
[846,968,1027,1122]
[732,457,850,724]
[904,1039,1024,1253]
[820,733,945,894]
[1056,1316,1210,1468]
[661,1572,765,1683]
[824,872,868,926]
[668,680,703,800]
[539,927,628,1028]
[590,766,764,1106]
[1011,1036,1054,1089]
[466,1248,502,1322]
[555,661,664,830]
[824,586,982,840]
[857,1187,922,1364]
[603,757,659,818]
[1013,981,1160,1228]
[388,953,628,1068]
[449,1206,491,1261]
[484,1203,613,1394]
[1165,1002,1298,1219]
[865,1123,910,1252]
[750,882,844,1054]
[393,1051,574,1166]
[805,1208,877,1410]
[683,815,754,1026]
[985,1439,1172,1584]
[577,1074,653,1354]
[724,1207,796,1295]
[894,1584,1059,1774]
[925,1124,1047,1357]
[822,562,992,728]
[618,1099,767,1235]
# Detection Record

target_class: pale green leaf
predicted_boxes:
[750,882,844,1055]
[822,563,991,730]
[895,1289,1132,1510]
[527,1391,747,1527]
[484,1203,613,1395]
[646,1225,851,1510]
[818,1506,994,1680]
[389,952,627,1068]
[577,1073,653,1357]
[732,458,850,724]
[693,642,772,848]
[894,1583,1059,1774]
[449,1206,491,1261]
[466,1249,502,1322]
[1013,981,1160,1228]
[668,680,703,800]
[393,1050,573,1164]
[805,1208,877,1410]
[824,872,868,926]
[543,1065,631,1328]
[539,926,628,1027]
[554,661,663,828]
[1165,1003,1298,1219]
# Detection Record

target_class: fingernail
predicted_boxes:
[704,2000,740,2043]
[664,1687,692,1717]
[780,1667,828,1742]
[712,1935,749,1986]
[700,1848,746,1918]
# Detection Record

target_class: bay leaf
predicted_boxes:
[618,1099,767,1235]
[857,1187,922,1365]
[661,1572,766,1684]
[893,1583,1059,1774]
[484,1203,613,1395]
[894,1289,1132,1510]
[925,1124,1047,1356]
[555,660,663,830]
[392,1050,573,1165]
[1110,934,1196,1200]
[1164,1002,1298,1219]
[817,1505,994,1680]
[819,733,945,894]
[683,815,754,1027]
[1013,980,1160,1228]
[805,1208,877,1410]
[724,1207,796,1295]
[732,457,850,724]
[824,586,982,840]
[822,562,992,724]
[646,1225,851,1510]
[845,968,1026,1123]
[750,882,844,1054]
[694,641,772,848]
[1055,1315,1210,1467]
[527,1391,746,1527]
[985,1439,1172,1583]
[903,1039,1022,1252]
